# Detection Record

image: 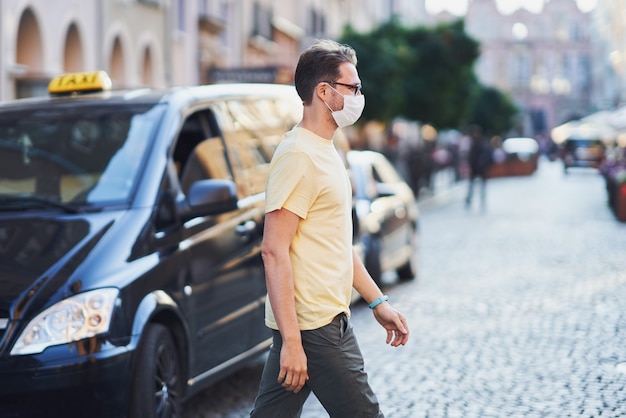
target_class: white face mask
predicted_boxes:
[324,84,365,128]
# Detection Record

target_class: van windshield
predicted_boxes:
[0,102,164,210]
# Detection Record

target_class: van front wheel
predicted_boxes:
[130,323,183,418]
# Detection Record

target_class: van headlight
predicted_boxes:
[10,288,119,356]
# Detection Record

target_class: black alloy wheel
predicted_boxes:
[397,227,418,281]
[130,323,184,418]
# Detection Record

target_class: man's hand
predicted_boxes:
[372,303,409,347]
[278,341,309,393]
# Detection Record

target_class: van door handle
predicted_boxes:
[236,220,257,241]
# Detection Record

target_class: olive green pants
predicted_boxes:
[250,313,384,418]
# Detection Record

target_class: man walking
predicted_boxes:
[465,125,494,209]
[249,39,409,418]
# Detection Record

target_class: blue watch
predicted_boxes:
[368,295,389,309]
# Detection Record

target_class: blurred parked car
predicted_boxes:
[347,150,418,286]
[551,116,613,173]
[561,137,606,173]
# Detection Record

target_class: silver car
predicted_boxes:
[348,150,419,286]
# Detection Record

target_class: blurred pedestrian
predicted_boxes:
[250,39,409,418]
[465,125,494,209]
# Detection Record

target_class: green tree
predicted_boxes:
[340,18,482,129]
[468,85,518,136]
[340,18,519,133]
[341,19,411,123]
[401,20,480,129]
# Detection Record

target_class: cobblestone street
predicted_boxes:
[184,158,626,417]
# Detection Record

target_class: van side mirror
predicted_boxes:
[180,179,238,221]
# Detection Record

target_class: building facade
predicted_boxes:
[1,0,622,139]
[0,0,171,101]
[590,0,626,109]
[444,0,594,137]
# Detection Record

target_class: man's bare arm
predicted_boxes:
[261,208,309,392]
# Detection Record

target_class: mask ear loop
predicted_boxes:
[322,83,342,113]
[325,83,343,96]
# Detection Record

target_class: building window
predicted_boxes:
[220,1,230,47]
[307,7,326,37]
[509,52,531,88]
[385,0,396,20]
[252,1,272,39]
[199,0,208,15]
[579,55,591,90]
[570,21,585,42]
[173,0,185,32]
[562,54,572,82]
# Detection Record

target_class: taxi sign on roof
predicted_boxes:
[48,71,112,95]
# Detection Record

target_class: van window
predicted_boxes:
[179,137,231,192]
[0,102,164,207]
[173,110,233,195]
[217,98,297,198]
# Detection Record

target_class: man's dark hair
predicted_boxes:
[294,39,357,105]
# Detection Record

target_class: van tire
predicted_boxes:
[129,323,183,418]
[397,229,417,281]
[396,252,417,282]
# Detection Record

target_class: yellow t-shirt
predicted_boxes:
[264,127,353,330]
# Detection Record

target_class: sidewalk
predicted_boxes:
[415,167,466,211]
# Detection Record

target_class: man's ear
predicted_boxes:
[315,82,328,102]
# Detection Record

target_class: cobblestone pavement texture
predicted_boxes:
[183,159,626,417]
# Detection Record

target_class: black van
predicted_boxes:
[0,71,302,417]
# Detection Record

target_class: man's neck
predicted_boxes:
[299,112,337,141]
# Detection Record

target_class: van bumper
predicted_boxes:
[0,343,134,418]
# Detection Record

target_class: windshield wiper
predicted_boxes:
[0,195,83,214]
